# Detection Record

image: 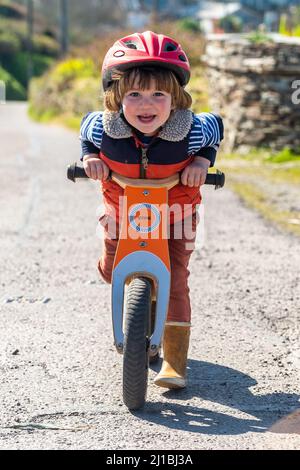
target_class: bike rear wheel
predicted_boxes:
[123,277,152,410]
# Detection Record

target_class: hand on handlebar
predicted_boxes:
[181,156,210,187]
[82,154,110,181]
[67,163,225,189]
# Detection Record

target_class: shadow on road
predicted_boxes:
[134,360,300,435]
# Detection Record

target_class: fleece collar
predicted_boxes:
[102,109,193,142]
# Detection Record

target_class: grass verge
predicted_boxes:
[219,148,300,237]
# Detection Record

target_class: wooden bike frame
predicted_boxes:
[110,173,179,357]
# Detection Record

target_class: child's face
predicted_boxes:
[122,77,173,136]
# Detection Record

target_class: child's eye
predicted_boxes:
[128,92,140,97]
[154,92,165,97]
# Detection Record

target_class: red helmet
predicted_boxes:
[102,30,190,91]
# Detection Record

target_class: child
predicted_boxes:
[80,31,223,389]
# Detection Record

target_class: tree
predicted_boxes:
[59,0,68,54]
[26,0,33,84]
[219,15,243,33]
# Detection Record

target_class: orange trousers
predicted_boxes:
[98,212,198,323]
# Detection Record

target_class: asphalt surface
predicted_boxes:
[0,102,299,450]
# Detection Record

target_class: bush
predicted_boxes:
[32,34,60,57]
[0,66,26,100]
[29,75,63,119]
[266,147,300,164]
[219,15,243,33]
[0,2,59,101]
[66,77,101,115]
[2,52,55,87]
[0,3,24,20]
[52,58,97,84]
[0,30,21,54]
[0,17,59,57]
[247,30,274,44]
[29,58,100,122]
[177,18,202,33]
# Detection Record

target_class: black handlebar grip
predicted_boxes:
[67,163,88,182]
[67,163,225,189]
[205,170,225,189]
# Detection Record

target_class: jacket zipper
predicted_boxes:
[134,133,159,178]
[132,128,160,178]
[140,146,148,178]
[141,147,148,169]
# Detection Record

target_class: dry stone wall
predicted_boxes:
[202,34,300,153]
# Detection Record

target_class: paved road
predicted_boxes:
[0,103,299,450]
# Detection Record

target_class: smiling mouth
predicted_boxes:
[137,115,156,123]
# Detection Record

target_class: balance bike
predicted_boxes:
[67,164,225,410]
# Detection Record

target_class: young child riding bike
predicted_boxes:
[80,31,224,390]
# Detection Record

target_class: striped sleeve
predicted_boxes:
[188,112,224,154]
[79,111,104,149]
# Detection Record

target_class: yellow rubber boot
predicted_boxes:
[154,322,191,389]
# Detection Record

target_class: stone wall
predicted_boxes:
[202,33,300,153]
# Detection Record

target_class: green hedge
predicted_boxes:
[32,34,60,57]
[0,65,26,100]
[0,3,24,20]
[0,29,21,53]
[2,52,54,87]
[0,24,59,58]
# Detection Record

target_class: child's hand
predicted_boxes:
[83,154,110,181]
[181,156,210,187]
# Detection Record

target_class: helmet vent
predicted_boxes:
[178,54,187,62]
[123,40,138,50]
[164,42,177,52]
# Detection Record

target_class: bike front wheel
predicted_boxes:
[123,277,152,410]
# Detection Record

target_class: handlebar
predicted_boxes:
[67,163,225,190]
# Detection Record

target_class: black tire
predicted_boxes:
[123,277,152,410]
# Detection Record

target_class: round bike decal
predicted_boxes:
[129,203,161,233]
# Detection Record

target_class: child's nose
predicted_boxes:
[141,96,154,107]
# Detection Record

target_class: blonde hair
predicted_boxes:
[104,66,192,112]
